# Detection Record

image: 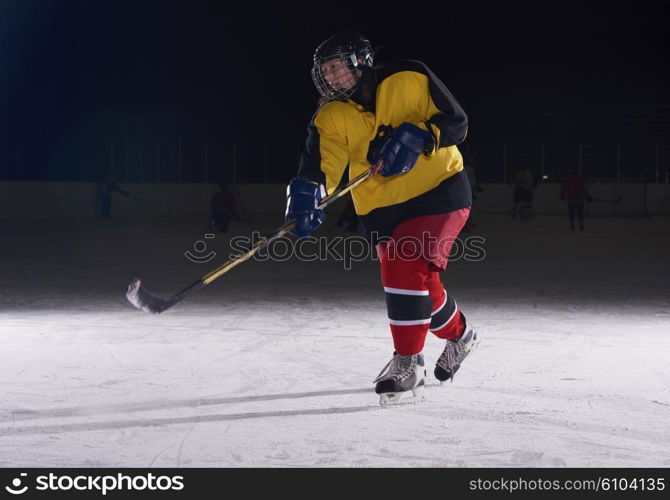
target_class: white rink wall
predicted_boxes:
[474,182,670,216]
[0,182,287,220]
[1,181,670,220]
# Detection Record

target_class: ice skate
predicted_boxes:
[434,320,480,383]
[374,352,426,406]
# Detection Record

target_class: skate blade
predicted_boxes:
[379,386,425,407]
[466,336,482,356]
[457,332,482,362]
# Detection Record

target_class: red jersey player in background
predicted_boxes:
[560,169,593,231]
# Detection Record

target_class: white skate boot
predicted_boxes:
[434,319,480,383]
[374,352,426,406]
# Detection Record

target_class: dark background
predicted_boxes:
[1,0,668,183]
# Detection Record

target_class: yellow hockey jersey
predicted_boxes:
[298,60,472,239]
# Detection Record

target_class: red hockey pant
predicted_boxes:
[376,209,470,355]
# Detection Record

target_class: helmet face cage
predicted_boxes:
[311,36,373,101]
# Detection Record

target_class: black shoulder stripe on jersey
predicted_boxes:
[297,120,326,185]
[377,60,468,148]
[422,68,468,146]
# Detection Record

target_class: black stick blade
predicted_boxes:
[126,278,179,314]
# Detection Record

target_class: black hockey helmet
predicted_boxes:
[311,30,374,101]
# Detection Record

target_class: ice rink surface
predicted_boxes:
[1,212,669,467]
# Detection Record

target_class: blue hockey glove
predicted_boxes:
[285,177,326,238]
[371,123,434,177]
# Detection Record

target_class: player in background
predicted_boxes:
[335,197,359,232]
[285,31,479,404]
[210,182,240,233]
[511,168,535,220]
[97,171,129,219]
[560,169,592,230]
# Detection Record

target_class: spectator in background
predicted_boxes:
[511,168,535,220]
[97,171,129,219]
[335,197,359,232]
[560,168,592,231]
[210,182,239,233]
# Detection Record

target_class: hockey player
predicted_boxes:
[210,182,240,233]
[285,31,479,404]
[97,171,130,219]
[560,169,592,230]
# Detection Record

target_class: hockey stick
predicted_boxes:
[126,168,376,314]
